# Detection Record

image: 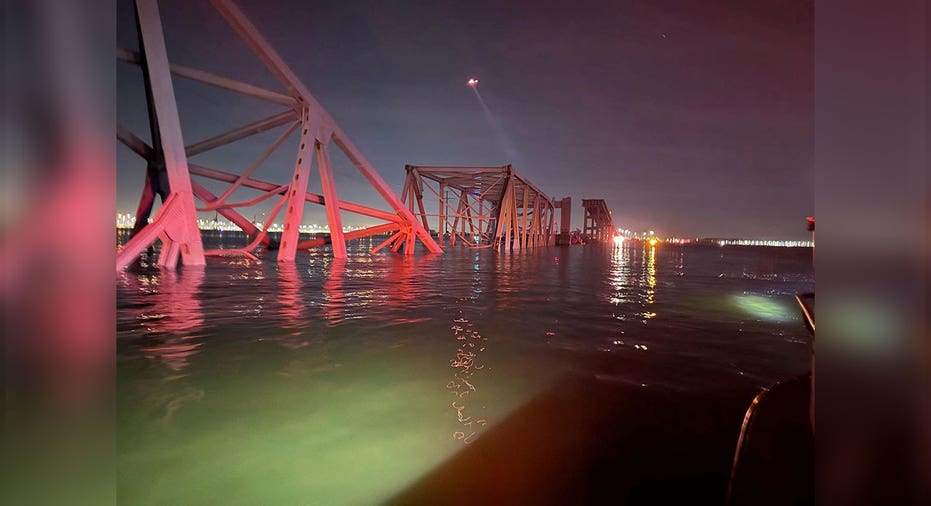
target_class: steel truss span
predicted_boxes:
[402,165,557,252]
[581,199,615,242]
[116,0,441,272]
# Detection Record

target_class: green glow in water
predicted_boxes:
[730,294,798,323]
[118,338,550,505]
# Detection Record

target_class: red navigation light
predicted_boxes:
[467,78,479,87]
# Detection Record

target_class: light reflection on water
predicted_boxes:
[447,311,488,444]
[608,244,658,322]
[116,237,813,505]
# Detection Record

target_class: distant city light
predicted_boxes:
[117,212,375,234]
[116,212,814,248]
[714,238,814,248]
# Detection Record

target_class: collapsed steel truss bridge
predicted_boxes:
[402,165,557,251]
[116,0,441,271]
[581,199,615,242]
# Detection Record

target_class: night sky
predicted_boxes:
[117,0,813,239]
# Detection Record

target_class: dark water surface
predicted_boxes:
[117,234,813,505]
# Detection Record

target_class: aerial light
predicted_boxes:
[467,77,479,87]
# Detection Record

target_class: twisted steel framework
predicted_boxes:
[581,199,615,242]
[116,0,441,272]
[402,165,557,251]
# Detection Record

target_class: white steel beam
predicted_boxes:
[117,47,297,107]
[184,110,297,157]
[316,141,346,258]
[277,112,314,261]
[188,163,401,223]
[134,0,204,266]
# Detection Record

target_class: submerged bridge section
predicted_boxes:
[116,0,440,271]
[581,199,615,242]
[402,165,556,251]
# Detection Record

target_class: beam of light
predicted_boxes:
[117,348,544,505]
[117,269,557,506]
[730,294,798,323]
[469,83,522,163]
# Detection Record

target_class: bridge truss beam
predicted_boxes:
[402,165,556,251]
[116,0,441,272]
[581,199,616,242]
